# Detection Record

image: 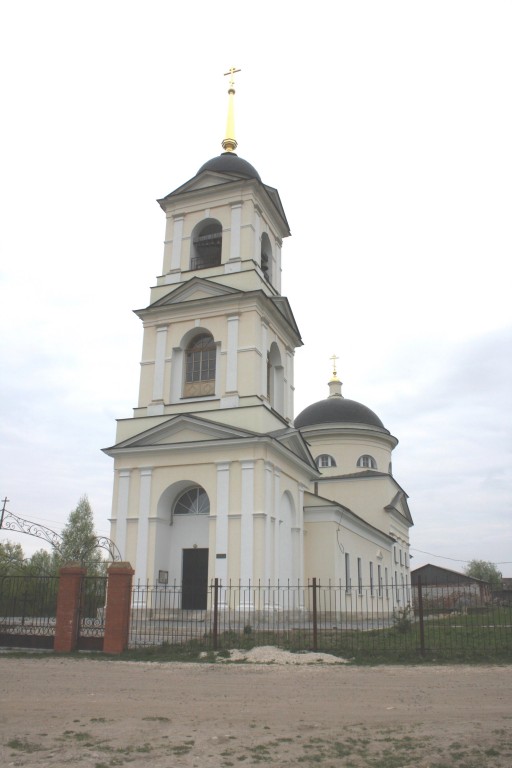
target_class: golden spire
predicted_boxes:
[222,66,241,153]
[328,354,343,398]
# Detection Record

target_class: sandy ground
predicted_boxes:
[1,653,512,767]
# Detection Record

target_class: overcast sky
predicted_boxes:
[1,1,511,575]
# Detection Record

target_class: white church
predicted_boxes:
[104,74,413,609]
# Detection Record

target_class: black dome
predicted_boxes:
[197,152,261,181]
[294,397,385,430]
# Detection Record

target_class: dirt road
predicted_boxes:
[1,656,512,767]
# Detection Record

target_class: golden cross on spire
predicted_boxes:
[330,354,339,378]
[224,66,241,89]
[222,67,240,153]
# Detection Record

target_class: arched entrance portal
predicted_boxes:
[157,483,210,609]
[174,487,209,609]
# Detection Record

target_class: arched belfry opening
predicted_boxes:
[183,332,217,398]
[267,342,284,414]
[261,232,272,283]
[190,218,222,270]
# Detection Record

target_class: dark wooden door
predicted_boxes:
[182,549,208,609]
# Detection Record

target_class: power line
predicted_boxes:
[411,547,512,565]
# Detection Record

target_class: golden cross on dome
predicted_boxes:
[329,354,339,378]
[224,66,241,89]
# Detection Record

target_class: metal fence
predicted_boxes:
[0,573,107,650]
[129,578,512,660]
[0,575,59,648]
[77,575,107,650]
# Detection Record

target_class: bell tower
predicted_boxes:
[128,69,302,429]
[105,72,311,590]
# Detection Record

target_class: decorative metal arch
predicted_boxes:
[0,499,122,562]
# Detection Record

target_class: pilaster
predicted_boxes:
[240,460,254,583]
[135,468,152,585]
[215,462,230,582]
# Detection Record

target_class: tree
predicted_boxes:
[0,541,26,575]
[27,548,57,576]
[465,560,502,589]
[56,495,104,572]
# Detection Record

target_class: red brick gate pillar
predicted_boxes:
[103,562,134,654]
[54,565,86,653]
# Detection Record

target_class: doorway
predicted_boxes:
[182,548,209,609]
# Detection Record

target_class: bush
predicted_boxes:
[393,606,413,633]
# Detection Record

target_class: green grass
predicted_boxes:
[3,605,511,664]
[117,608,512,664]
[7,737,44,753]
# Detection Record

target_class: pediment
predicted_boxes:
[109,414,256,451]
[269,296,302,341]
[271,428,317,469]
[145,277,241,310]
[386,491,413,525]
[158,171,256,207]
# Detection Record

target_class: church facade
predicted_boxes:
[104,80,413,609]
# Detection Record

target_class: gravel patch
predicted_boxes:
[212,645,349,664]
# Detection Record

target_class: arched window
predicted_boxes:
[173,486,210,516]
[190,219,222,270]
[357,455,377,469]
[183,333,216,398]
[261,232,272,283]
[316,454,336,468]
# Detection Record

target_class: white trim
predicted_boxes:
[274,238,282,293]
[273,468,281,581]
[229,203,242,261]
[297,484,306,584]
[215,462,230,582]
[264,462,273,582]
[152,325,168,402]
[170,216,184,271]
[285,349,294,421]
[115,469,130,560]
[225,315,239,393]
[260,319,268,397]
[135,468,152,585]
[240,461,255,582]
[253,209,261,265]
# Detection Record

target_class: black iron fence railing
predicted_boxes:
[0,575,59,644]
[78,576,107,645]
[129,578,512,660]
[1,574,510,660]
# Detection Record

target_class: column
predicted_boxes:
[215,462,230,584]
[54,566,86,653]
[170,215,184,271]
[135,468,152,589]
[273,468,281,582]
[260,319,268,398]
[151,325,168,405]
[223,314,239,407]
[229,203,242,261]
[274,237,282,293]
[114,469,131,561]
[285,347,294,422]
[240,461,254,584]
[253,208,261,264]
[297,484,306,586]
[264,462,273,583]
[103,562,135,654]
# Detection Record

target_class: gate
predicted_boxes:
[77,575,107,651]
[0,575,59,649]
